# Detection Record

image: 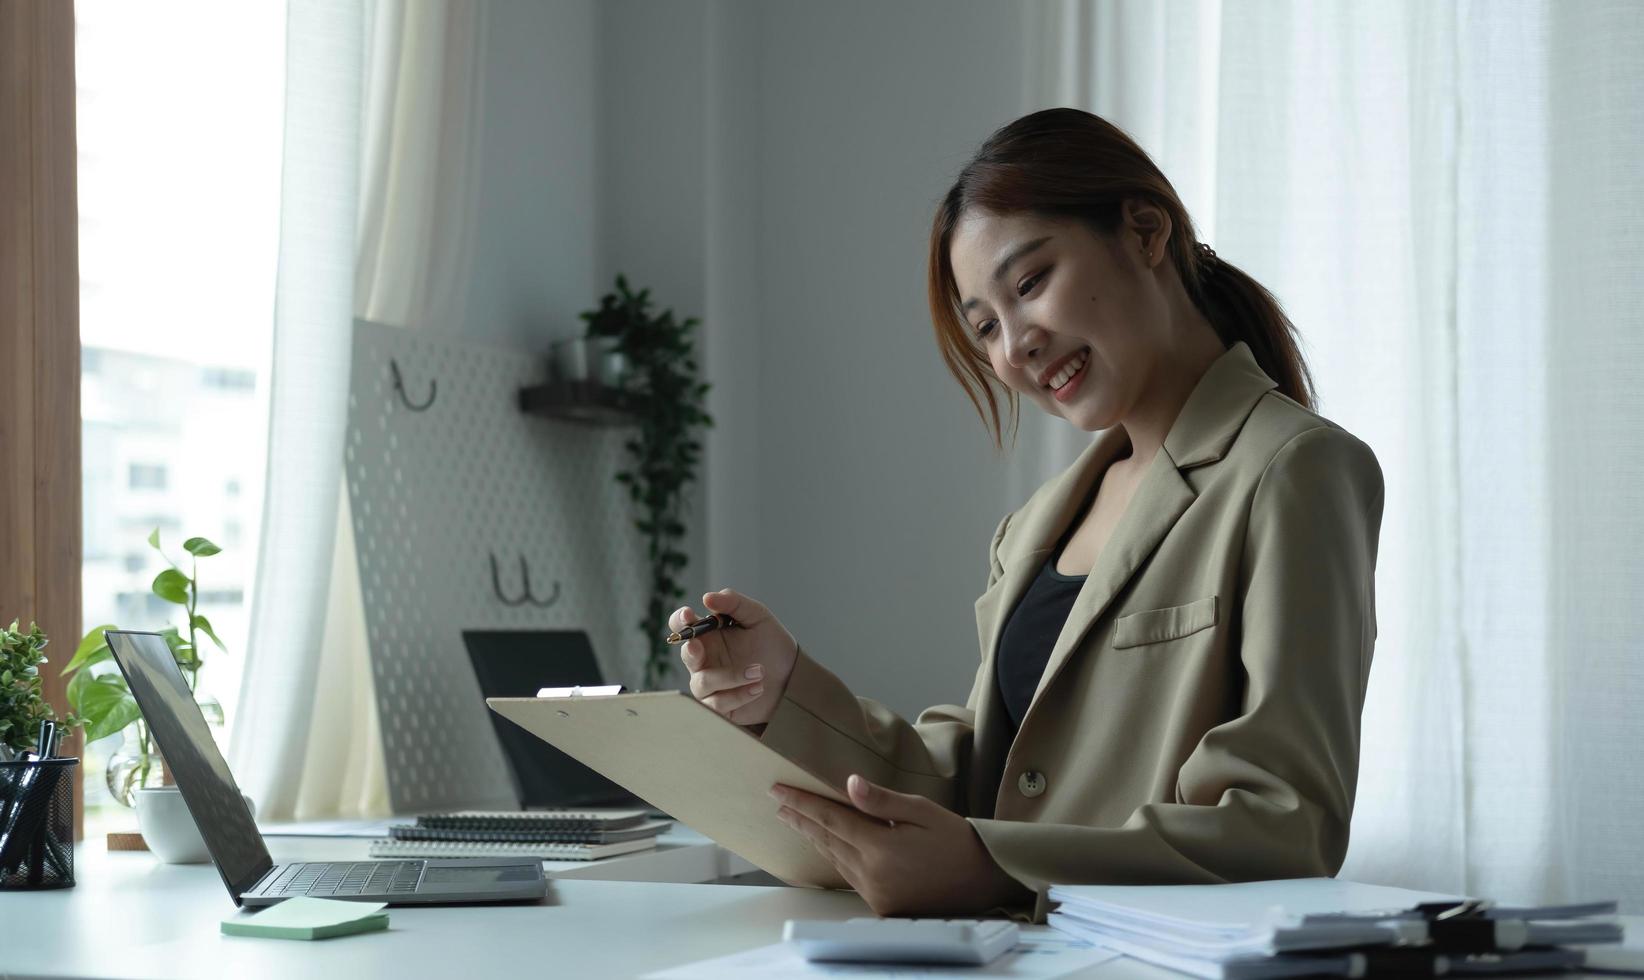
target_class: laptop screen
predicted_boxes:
[462,630,636,808]
[105,630,272,904]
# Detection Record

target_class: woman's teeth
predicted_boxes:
[1049,350,1089,390]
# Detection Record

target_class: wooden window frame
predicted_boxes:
[1,0,83,838]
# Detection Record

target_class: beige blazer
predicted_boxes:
[760,341,1385,919]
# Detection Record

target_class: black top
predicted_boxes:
[994,506,1091,731]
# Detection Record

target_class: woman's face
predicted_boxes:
[949,208,1170,433]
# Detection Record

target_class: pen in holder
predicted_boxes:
[0,757,77,890]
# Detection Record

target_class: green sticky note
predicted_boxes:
[221,897,391,940]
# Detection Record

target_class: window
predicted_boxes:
[127,463,167,491]
[76,0,287,835]
[202,367,257,392]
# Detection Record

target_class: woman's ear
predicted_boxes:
[1121,198,1173,265]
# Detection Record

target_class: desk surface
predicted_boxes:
[2,834,1636,979]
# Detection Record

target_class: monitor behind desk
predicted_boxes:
[463,630,642,809]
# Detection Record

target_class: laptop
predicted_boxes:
[104,629,547,907]
[462,629,642,809]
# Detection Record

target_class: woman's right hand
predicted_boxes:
[671,588,798,727]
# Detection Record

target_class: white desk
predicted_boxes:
[2,835,1637,979]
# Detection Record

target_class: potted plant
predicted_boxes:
[61,529,228,805]
[0,621,73,762]
[581,275,714,688]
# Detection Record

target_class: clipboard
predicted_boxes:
[486,692,850,889]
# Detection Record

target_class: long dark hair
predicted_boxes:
[928,108,1315,450]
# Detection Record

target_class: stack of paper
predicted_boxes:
[1046,878,1622,979]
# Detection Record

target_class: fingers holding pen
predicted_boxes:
[668,604,703,634]
[690,661,764,718]
[677,636,714,671]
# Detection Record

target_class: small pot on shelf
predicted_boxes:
[520,336,636,426]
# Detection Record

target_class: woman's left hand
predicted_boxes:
[771,774,1032,917]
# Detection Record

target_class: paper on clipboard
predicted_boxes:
[486,691,850,889]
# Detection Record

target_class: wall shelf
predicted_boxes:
[518,380,636,427]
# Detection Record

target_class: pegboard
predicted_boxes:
[345,319,650,814]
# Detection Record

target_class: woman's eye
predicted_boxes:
[1018,269,1047,297]
[975,320,997,340]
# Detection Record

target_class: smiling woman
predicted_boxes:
[927,108,1314,453]
[674,107,1385,921]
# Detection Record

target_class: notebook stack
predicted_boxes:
[1046,878,1623,979]
[368,809,671,862]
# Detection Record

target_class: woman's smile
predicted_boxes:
[1044,347,1090,402]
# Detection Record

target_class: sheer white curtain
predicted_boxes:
[229,0,368,820]
[1028,0,1644,909]
[355,0,486,332]
[233,0,488,820]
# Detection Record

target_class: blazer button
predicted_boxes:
[1017,770,1047,798]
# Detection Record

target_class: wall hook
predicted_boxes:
[519,556,562,609]
[490,552,561,609]
[490,552,527,606]
[390,358,437,411]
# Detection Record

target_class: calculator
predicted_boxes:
[783,917,1021,965]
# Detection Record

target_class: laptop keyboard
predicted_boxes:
[269,861,425,896]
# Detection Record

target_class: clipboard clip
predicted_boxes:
[535,684,626,698]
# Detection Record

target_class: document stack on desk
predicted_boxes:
[367,809,671,861]
[1047,878,1623,979]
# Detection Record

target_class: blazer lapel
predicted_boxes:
[973,426,1132,674]
[1022,341,1280,714]
[970,342,1280,793]
[969,427,1129,812]
[1026,450,1196,709]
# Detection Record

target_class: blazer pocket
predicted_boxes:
[1113,595,1219,649]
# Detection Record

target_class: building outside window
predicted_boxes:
[76,0,286,836]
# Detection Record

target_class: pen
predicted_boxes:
[664,613,739,645]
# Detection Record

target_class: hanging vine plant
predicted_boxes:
[581,275,713,689]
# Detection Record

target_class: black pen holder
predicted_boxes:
[0,758,77,890]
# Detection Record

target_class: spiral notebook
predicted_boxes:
[412,809,651,833]
[387,820,671,845]
[368,837,657,861]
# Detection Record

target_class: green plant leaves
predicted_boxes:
[46,530,228,751]
[63,625,118,675]
[1,620,55,751]
[582,274,715,688]
[192,614,226,651]
[182,536,222,557]
[153,568,192,605]
[71,671,142,743]
[159,628,198,672]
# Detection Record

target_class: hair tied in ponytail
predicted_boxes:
[1194,241,1220,275]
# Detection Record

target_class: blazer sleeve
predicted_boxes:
[757,511,1015,813]
[970,425,1385,918]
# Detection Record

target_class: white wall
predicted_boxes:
[452,0,1039,717]
[596,0,1035,716]
[737,1,1029,716]
[458,0,600,350]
